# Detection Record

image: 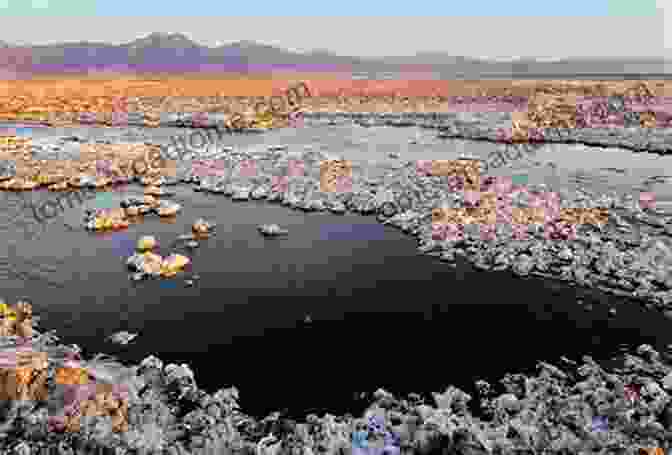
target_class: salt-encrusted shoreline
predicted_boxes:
[300,111,672,155]
[3,324,672,454]
[151,144,672,313]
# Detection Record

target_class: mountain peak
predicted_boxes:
[128,32,197,48]
[147,32,190,40]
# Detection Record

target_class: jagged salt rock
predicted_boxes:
[663,373,672,390]
[137,235,157,251]
[164,363,195,382]
[155,200,182,216]
[258,224,288,236]
[107,331,138,345]
[139,355,163,371]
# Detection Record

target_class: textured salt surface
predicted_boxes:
[1,120,666,453]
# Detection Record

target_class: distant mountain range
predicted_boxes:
[1,32,671,78]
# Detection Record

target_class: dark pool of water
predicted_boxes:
[0,182,669,420]
[1,122,671,420]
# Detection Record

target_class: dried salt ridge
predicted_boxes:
[6,314,672,455]
[31,101,672,154]
[157,144,672,311]
[151,113,272,133]
[107,331,138,345]
[257,223,289,236]
[42,111,284,133]
[300,110,672,155]
[0,160,17,179]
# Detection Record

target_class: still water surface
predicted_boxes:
[0,123,670,419]
[0,184,667,419]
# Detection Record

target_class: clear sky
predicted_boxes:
[0,0,662,16]
[0,0,668,58]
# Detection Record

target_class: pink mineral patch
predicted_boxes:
[287,159,306,177]
[238,160,258,177]
[272,175,289,193]
[416,160,433,176]
[639,192,656,209]
[462,190,481,206]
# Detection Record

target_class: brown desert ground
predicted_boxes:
[2,74,671,99]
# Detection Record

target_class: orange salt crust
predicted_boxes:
[0,76,669,118]
[2,75,671,97]
[0,138,178,191]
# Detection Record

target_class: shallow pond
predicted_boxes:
[0,122,671,420]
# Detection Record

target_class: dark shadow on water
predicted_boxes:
[0,183,669,420]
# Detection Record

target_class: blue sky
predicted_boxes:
[0,0,660,16]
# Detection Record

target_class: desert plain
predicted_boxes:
[1,75,670,116]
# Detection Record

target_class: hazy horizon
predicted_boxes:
[0,14,668,60]
[2,32,671,62]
